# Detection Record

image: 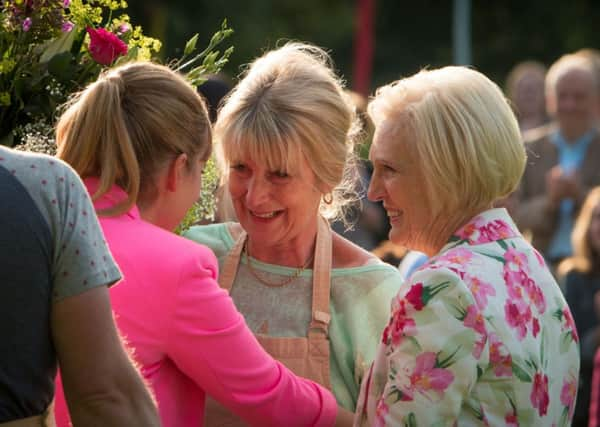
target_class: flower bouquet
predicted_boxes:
[1,0,232,145]
[1,0,233,226]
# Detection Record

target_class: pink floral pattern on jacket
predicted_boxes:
[354,208,580,426]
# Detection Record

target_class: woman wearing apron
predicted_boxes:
[185,42,403,426]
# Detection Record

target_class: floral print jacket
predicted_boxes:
[354,208,579,426]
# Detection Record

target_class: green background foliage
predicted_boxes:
[127,0,600,92]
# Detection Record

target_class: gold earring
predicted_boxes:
[323,193,333,205]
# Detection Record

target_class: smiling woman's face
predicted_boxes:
[227,151,323,249]
[367,119,434,251]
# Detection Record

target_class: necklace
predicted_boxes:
[243,239,314,287]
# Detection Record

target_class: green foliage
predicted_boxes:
[4,1,234,226]
[175,156,219,234]
[0,0,162,146]
[173,19,234,87]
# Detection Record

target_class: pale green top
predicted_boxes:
[184,222,403,410]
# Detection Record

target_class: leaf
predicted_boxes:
[184,34,199,56]
[442,298,466,320]
[405,335,423,353]
[0,131,15,147]
[437,329,476,368]
[559,406,569,427]
[176,19,233,74]
[497,239,509,251]
[540,328,546,368]
[48,52,73,78]
[405,413,417,427]
[559,331,573,354]
[39,27,78,63]
[511,360,532,382]
[476,250,506,264]
[387,388,406,403]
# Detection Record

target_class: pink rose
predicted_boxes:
[86,26,128,65]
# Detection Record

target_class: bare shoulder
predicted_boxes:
[331,232,382,269]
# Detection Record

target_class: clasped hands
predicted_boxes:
[546,165,583,209]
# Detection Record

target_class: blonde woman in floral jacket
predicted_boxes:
[355,66,580,426]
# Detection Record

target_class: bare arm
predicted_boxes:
[52,286,161,427]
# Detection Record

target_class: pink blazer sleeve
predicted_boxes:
[164,247,337,427]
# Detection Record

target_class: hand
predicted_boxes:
[562,170,584,201]
[334,407,355,427]
[545,166,569,209]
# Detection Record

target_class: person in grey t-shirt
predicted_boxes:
[0,146,160,426]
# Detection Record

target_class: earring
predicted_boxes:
[323,193,333,205]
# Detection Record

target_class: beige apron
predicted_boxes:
[0,403,55,427]
[204,217,332,427]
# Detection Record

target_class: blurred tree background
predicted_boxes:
[127,0,600,93]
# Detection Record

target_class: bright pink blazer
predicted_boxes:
[54,179,336,427]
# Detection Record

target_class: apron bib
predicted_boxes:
[204,217,332,427]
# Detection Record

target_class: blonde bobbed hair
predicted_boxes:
[57,61,212,216]
[214,42,360,221]
[559,186,600,276]
[368,66,526,216]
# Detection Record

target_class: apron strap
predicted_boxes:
[219,217,333,337]
[219,226,247,291]
[308,216,332,338]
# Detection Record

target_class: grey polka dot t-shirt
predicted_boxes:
[0,146,121,421]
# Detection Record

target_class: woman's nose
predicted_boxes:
[367,173,383,202]
[245,176,270,207]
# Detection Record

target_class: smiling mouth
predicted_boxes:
[250,210,280,219]
[386,209,401,219]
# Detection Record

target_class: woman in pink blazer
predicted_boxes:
[53,62,352,427]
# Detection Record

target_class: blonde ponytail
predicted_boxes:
[57,73,140,215]
[57,61,212,216]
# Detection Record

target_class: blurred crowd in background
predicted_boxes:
[124,3,600,424]
[195,44,600,426]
